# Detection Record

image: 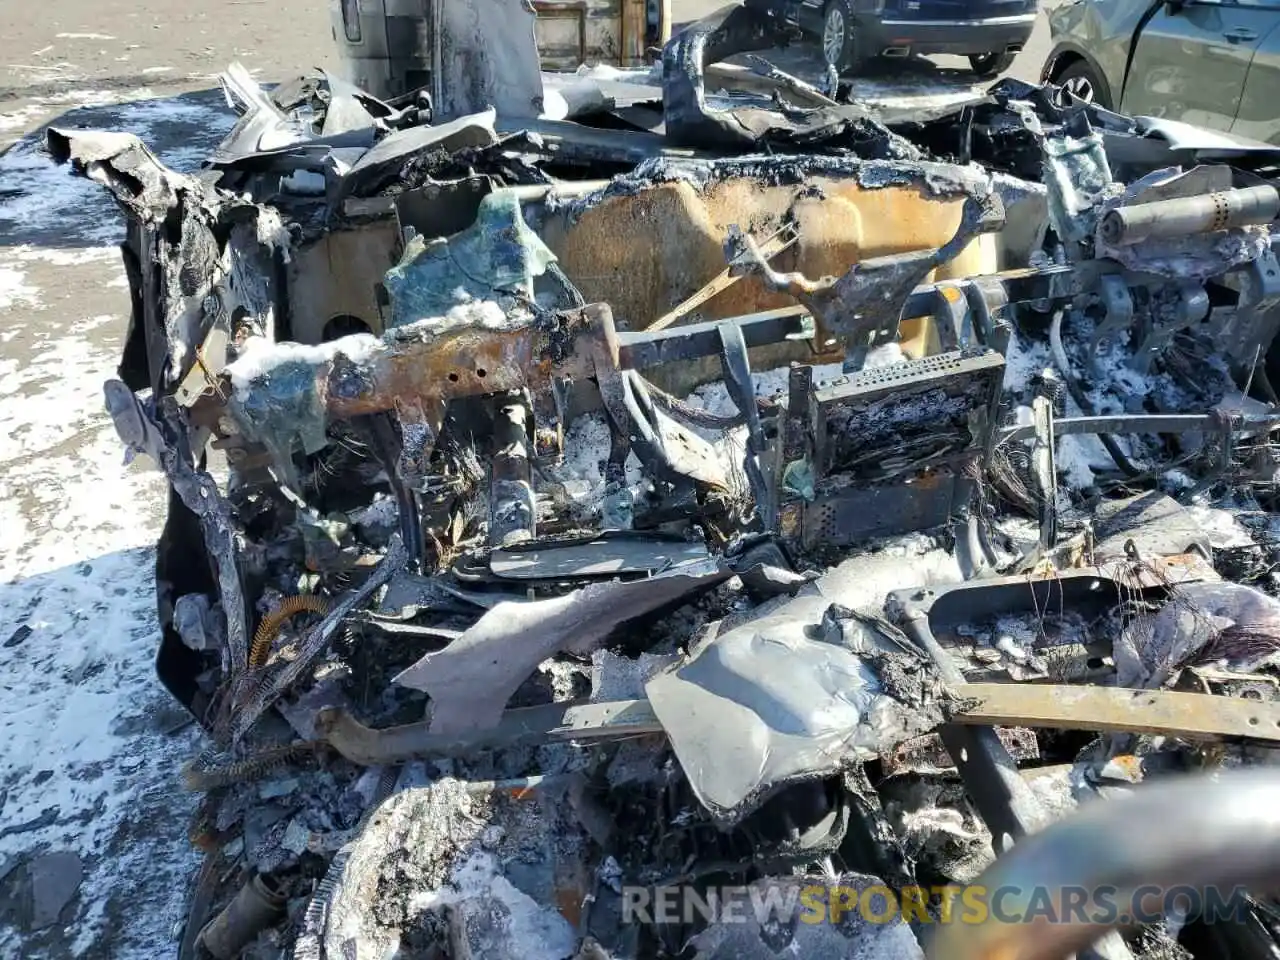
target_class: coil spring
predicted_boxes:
[1005,446,1032,474]
[1035,375,1067,407]
[249,595,330,668]
[182,740,326,792]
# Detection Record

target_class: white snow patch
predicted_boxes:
[226,333,383,399]
[45,87,154,108]
[109,94,230,128]
[0,243,197,957]
[68,313,118,336]
[409,850,578,959]
[142,66,174,74]
[10,245,120,268]
[55,32,118,40]
[0,89,234,246]
[0,264,39,310]
[0,104,49,132]
[0,142,122,245]
[0,373,197,958]
[4,63,88,88]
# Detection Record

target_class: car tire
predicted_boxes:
[821,0,866,75]
[1055,59,1110,109]
[969,52,1015,79]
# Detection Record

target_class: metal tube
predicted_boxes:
[489,401,536,546]
[1000,412,1280,444]
[926,769,1280,960]
[197,872,287,960]
[1099,185,1280,246]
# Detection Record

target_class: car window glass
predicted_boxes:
[1192,0,1280,8]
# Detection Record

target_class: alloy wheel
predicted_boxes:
[1062,74,1095,102]
[823,8,846,68]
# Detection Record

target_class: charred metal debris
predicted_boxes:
[47,6,1280,958]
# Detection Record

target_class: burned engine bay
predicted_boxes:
[47,6,1280,959]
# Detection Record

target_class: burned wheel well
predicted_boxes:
[1044,47,1114,110]
[1046,50,1084,81]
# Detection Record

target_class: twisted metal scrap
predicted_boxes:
[104,381,253,678]
[226,535,408,743]
[726,191,1005,362]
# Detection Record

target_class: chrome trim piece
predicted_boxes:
[879,13,1036,26]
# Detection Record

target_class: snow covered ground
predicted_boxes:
[0,88,235,958]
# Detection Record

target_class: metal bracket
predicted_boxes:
[1030,390,1058,553]
[1132,279,1209,375]
[1090,273,1134,377]
[717,320,774,528]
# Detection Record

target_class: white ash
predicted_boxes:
[590,649,680,701]
[882,780,994,883]
[1003,327,1123,492]
[1001,325,1052,394]
[409,850,577,960]
[539,412,646,521]
[351,494,399,529]
[537,658,593,702]
[1022,767,1080,829]
[1186,504,1255,549]
[684,361,849,418]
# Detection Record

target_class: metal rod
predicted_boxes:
[1000,412,1280,444]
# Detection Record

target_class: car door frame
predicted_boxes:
[1118,0,1272,129]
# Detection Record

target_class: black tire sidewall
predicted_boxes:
[970,52,1014,78]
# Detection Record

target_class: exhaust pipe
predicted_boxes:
[197,872,288,960]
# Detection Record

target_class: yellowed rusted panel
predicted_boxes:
[288,220,400,342]
[545,175,1000,332]
[534,0,651,68]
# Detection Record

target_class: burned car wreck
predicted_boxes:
[47,4,1280,958]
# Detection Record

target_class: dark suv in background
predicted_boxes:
[765,0,1038,76]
